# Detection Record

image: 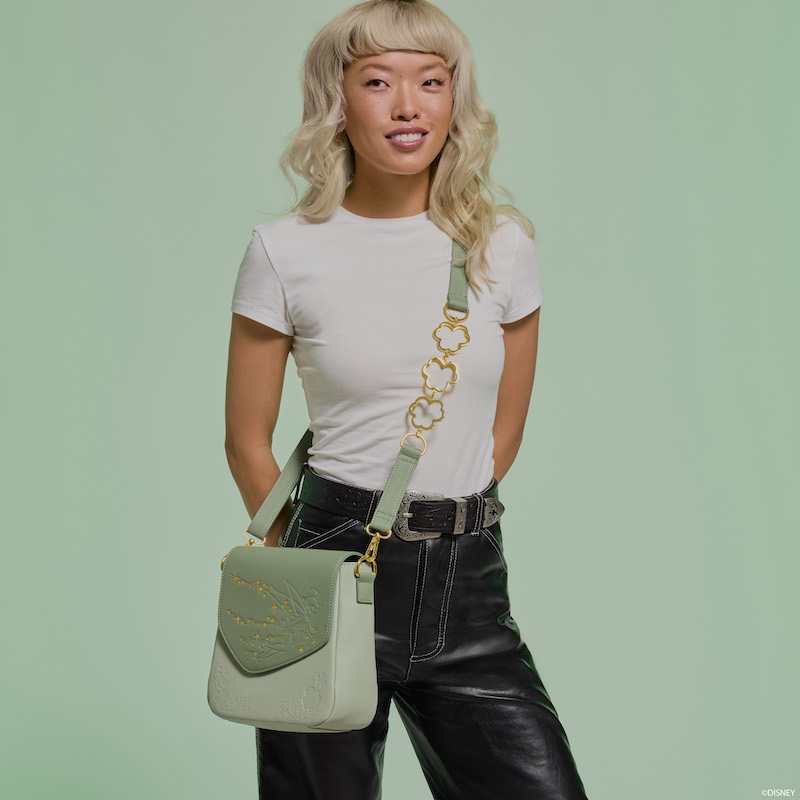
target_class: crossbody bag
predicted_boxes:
[208,239,473,733]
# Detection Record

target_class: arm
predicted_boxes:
[492,306,541,483]
[224,312,294,546]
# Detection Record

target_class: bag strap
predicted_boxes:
[246,429,313,541]
[245,240,470,569]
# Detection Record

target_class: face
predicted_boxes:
[341,50,454,182]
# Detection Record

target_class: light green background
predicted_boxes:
[2,1,797,798]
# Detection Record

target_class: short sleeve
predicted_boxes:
[230,230,293,335]
[502,226,543,324]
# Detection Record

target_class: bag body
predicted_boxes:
[208,545,378,732]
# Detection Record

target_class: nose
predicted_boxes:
[392,81,419,121]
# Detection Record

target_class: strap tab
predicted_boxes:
[356,564,376,604]
[367,441,424,533]
[447,240,468,313]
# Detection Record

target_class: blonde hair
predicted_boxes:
[280,0,535,289]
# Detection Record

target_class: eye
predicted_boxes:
[423,78,446,87]
[364,78,387,87]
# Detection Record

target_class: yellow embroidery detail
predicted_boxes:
[226,578,324,664]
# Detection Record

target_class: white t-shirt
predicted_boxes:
[230,205,542,497]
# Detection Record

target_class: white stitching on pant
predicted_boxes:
[412,537,458,661]
[365,489,378,526]
[411,535,458,662]
[480,527,508,572]
[281,501,305,547]
[408,541,428,658]
[474,494,485,535]
[296,517,355,549]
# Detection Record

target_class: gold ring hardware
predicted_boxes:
[400,431,428,455]
[223,531,260,569]
[354,558,374,579]
[242,530,266,547]
[364,523,393,540]
[443,303,469,323]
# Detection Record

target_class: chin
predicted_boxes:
[386,159,439,176]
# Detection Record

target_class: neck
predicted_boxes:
[342,166,432,219]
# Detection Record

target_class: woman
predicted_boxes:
[224,1,589,798]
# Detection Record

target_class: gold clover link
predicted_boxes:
[399,298,471,452]
[409,396,445,430]
[433,321,470,356]
[422,357,459,395]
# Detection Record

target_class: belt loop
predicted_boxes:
[365,487,379,524]
[293,462,307,505]
[474,493,485,534]
[452,497,468,535]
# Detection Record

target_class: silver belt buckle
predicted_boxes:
[393,490,445,541]
[393,493,505,540]
[482,498,505,528]
[454,496,504,534]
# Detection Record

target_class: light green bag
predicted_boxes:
[209,543,379,731]
[208,241,469,733]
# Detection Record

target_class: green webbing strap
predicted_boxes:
[244,239,468,542]
[447,240,468,313]
[246,428,313,541]
[367,440,423,533]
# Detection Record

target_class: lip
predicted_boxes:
[385,127,428,151]
[386,127,428,136]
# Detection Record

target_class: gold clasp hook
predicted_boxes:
[355,523,392,577]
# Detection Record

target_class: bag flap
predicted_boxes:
[218,546,360,675]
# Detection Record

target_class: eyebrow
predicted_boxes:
[356,61,448,74]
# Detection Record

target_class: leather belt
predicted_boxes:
[297,468,505,542]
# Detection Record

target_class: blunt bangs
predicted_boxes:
[334,1,469,71]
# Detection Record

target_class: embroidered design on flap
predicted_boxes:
[227,577,321,664]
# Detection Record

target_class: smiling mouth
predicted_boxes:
[387,132,426,142]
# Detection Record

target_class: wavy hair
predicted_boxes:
[280,0,535,289]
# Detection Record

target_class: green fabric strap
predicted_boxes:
[246,428,313,541]
[447,240,468,313]
[356,566,376,604]
[367,441,423,534]
[245,239,468,543]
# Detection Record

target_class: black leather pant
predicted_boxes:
[257,489,589,800]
